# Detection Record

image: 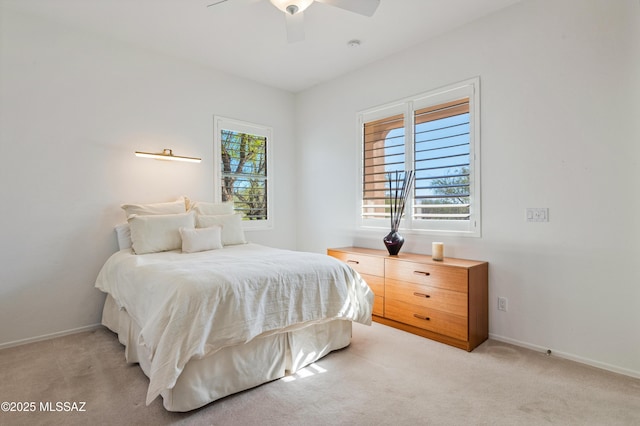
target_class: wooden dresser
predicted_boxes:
[328,246,488,351]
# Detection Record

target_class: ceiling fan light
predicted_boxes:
[270,0,314,15]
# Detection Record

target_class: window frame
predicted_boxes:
[213,116,273,231]
[357,78,481,237]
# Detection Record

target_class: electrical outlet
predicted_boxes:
[498,297,508,311]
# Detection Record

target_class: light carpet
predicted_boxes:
[1,322,638,425]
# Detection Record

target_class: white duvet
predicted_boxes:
[95,243,373,405]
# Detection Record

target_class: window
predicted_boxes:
[214,116,273,230]
[359,78,481,236]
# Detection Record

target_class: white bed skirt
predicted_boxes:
[101,294,352,411]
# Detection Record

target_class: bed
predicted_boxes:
[95,239,373,411]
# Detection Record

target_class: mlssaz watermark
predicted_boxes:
[1,401,87,412]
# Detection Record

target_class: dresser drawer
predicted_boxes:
[385,278,467,317]
[361,274,384,317]
[385,259,468,293]
[385,299,468,341]
[361,274,384,295]
[372,296,384,317]
[328,250,384,277]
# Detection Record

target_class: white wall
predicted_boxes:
[2,0,639,381]
[295,0,640,377]
[0,8,297,346]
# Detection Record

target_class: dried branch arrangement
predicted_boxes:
[387,170,415,231]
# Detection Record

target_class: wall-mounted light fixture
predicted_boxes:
[134,148,201,163]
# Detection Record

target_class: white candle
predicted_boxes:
[432,242,444,261]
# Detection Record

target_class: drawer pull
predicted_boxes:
[413,314,431,321]
[413,292,431,299]
[347,259,360,265]
[413,271,431,276]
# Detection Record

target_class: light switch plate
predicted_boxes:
[526,208,549,222]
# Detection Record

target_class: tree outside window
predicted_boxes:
[214,117,273,230]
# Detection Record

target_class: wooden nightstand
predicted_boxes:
[328,247,488,351]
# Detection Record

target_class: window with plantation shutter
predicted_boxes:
[413,98,470,222]
[362,113,405,220]
[359,78,481,236]
[214,116,273,230]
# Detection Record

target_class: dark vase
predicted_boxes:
[383,230,404,256]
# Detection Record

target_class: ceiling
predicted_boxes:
[2,0,520,92]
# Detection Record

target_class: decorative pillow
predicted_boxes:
[191,201,234,216]
[179,226,223,253]
[128,211,195,254]
[197,213,246,246]
[121,196,189,219]
[114,223,132,250]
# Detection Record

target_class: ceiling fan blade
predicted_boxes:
[206,0,231,7]
[315,0,380,17]
[285,11,305,43]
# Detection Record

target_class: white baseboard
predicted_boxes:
[0,323,103,351]
[489,333,640,380]
[2,326,638,380]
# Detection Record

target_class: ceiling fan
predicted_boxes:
[207,0,380,43]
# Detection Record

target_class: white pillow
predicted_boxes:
[197,213,246,246]
[179,226,223,253]
[128,211,195,254]
[114,223,132,250]
[121,196,189,219]
[191,201,234,216]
